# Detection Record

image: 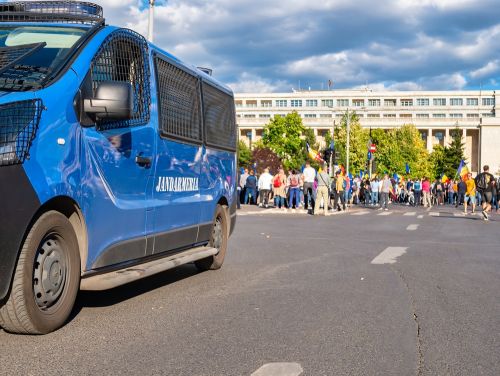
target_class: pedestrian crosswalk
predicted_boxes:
[238,206,494,220]
[352,211,369,216]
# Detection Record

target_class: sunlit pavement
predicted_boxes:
[1,203,498,375]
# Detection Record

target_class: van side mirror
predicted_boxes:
[84,81,134,121]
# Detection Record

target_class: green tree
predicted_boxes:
[333,111,369,174]
[261,112,306,170]
[444,127,465,177]
[429,144,446,179]
[371,124,431,178]
[237,140,252,168]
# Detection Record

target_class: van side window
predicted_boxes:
[90,29,150,130]
[155,56,201,142]
[202,82,236,151]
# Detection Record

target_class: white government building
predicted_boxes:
[235,89,499,174]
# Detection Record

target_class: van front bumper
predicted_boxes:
[0,165,40,304]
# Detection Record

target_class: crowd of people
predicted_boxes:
[238,163,500,220]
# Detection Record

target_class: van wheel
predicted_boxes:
[195,204,228,271]
[0,211,80,334]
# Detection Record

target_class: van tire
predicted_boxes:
[195,204,228,271]
[0,211,80,334]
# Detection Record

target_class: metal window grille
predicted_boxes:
[0,99,42,166]
[155,57,201,141]
[202,82,236,151]
[0,1,103,24]
[91,29,150,130]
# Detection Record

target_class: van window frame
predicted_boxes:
[88,28,151,131]
[201,79,237,153]
[153,52,203,146]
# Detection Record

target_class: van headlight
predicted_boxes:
[0,99,43,166]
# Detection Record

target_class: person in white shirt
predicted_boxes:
[257,168,273,208]
[302,161,317,212]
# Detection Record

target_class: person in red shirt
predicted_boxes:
[422,177,432,208]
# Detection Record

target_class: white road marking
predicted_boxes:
[371,247,408,264]
[406,224,419,231]
[352,211,369,216]
[251,363,303,376]
[417,215,424,219]
[377,211,392,216]
[454,212,465,217]
[404,212,416,216]
[429,212,440,217]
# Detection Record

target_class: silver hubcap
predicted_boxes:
[33,236,67,310]
[212,216,223,251]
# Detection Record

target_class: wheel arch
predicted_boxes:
[34,196,88,274]
[216,195,230,238]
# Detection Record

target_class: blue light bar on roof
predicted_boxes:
[0,1,104,24]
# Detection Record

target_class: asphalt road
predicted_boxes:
[1,204,499,376]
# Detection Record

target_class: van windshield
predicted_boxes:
[0,25,87,91]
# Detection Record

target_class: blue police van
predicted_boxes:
[0,1,237,334]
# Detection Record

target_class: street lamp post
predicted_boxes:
[346,108,350,176]
[148,0,155,43]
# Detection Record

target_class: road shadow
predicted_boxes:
[68,263,201,322]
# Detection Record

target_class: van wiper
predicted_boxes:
[0,42,47,75]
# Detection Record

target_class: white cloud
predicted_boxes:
[88,0,500,91]
[470,60,500,79]
[227,73,289,93]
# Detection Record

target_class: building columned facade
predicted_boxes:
[235,89,499,174]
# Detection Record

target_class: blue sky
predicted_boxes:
[95,0,500,93]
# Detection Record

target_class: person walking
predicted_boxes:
[464,173,476,215]
[314,164,331,216]
[244,170,257,205]
[272,168,287,210]
[475,165,495,221]
[302,161,316,212]
[257,168,273,208]
[287,169,301,210]
[422,177,432,208]
[379,173,392,210]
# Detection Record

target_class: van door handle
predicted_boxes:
[135,155,152,168]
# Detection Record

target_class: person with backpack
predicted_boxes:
[272,168,287,209]
[257,168,273,208]
[244,169,258,205]
[302,161,316,212]
[287,169,301,210]
[475,165,495,221]
[413,178,422,207]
